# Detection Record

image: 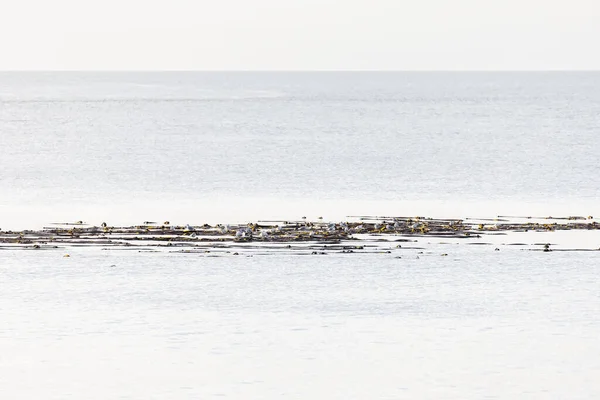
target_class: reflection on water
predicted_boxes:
[1,248,599,399]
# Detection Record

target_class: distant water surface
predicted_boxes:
[1,72,599,228]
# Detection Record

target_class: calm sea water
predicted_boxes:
[1,247,599,399]
[1,72,599,398]
[1,72,599,228]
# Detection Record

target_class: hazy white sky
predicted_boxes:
[0,0,598,70]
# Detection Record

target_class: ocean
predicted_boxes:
[1,72,599,228]
[1,72,599,398]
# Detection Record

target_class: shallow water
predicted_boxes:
[1,247,599,399]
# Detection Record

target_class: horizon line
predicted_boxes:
[1,69,599,73]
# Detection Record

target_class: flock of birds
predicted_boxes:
[0,215,598,256]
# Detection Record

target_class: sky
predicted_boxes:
[0,0,598,70]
